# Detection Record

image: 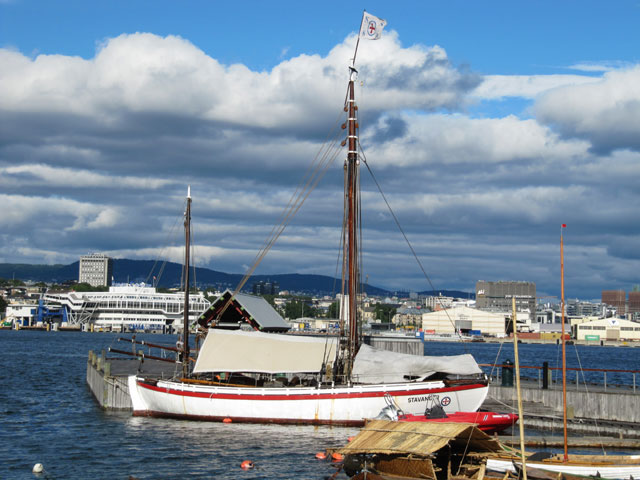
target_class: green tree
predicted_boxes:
[0,296,7,313]
[284,299,317,319]
[73,283,109,292]
[327,301,339,319]
[374,304,396,323]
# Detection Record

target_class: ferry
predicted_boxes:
[43,283,210,333]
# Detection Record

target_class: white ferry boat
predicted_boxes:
[44,284,210,333]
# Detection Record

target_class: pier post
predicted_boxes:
[103,361,110,377]
[501,359,514,387]
[542,362,549,389]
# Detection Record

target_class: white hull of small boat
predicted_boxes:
[128,376,488,426]
[487,457,640,480]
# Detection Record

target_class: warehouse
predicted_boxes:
[575,317,640,341]
[421,306,506,337]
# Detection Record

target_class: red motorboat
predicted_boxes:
[376,394,518,435]
[397,410,518,434]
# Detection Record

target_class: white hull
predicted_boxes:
[487,457,640,480]
[128,376,488,426]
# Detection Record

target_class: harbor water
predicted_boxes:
[2,330,638,479]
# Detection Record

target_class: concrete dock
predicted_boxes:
[86,349,178,410]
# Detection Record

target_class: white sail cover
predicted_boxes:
[352,344,482,383]
[192,329,337,374]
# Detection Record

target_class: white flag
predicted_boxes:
[359,12,386,40]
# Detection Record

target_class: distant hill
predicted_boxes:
[0,260,473,299]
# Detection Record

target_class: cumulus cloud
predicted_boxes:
[362,113,588,168]
[534,66,640,153]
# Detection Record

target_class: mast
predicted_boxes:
[512,297,528,480]
[182,186,192,378]
[346,69,360,372]
[561,224,568,461]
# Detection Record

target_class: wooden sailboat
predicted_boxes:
[126,12,489,426]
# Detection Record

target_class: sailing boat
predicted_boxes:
[484,225,640,479]
[127,12,489,426]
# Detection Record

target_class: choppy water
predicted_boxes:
[1,330,637,479]
[0,331,357,479]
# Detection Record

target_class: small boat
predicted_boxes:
[376,394,518,434]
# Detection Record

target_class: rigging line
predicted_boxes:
[571,342,606,455]
[145,198,184,286]
[339,166,349,340]
[218,139,344,320]
[221,81,352,320]
[246,136,343,275]
[244,107,347,273]
[226,130,343,301]
[232,142,343,292]
[189,218,197,291]
[358,146,464,343]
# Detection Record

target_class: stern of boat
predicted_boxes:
[127,375,148,413]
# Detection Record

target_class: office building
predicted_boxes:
[475,280,536,322]
[79,254,113,287]
[602,290,626,317]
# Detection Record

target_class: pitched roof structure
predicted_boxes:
[198,289,290,332]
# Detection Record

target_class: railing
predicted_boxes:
[481,362,640,393]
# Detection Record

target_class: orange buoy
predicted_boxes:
[315,452,327,460]
[223,418,232,423]
[331,452,344,462]
[347,436,354,442]
[240,460,254,470]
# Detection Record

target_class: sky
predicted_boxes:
[1,1,640,300]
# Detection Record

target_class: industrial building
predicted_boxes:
[575,317,640,342]
[421,306,506,337]
[79,253,113,287]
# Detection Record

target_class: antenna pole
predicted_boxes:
[512,297,528,480]
[352,10,365,68]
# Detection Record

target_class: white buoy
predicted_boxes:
[32,463,44,473]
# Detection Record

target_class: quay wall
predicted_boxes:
[490,384,640,423]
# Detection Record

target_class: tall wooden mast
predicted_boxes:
[182,187,192,379]
[346,68,360,372]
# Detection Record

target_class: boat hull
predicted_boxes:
[128,376,488,426]
[398,411,518,434]
[486,457,640,480]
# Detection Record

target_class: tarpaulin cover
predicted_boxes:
[352,343,483,383]
[192,329,337,374]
